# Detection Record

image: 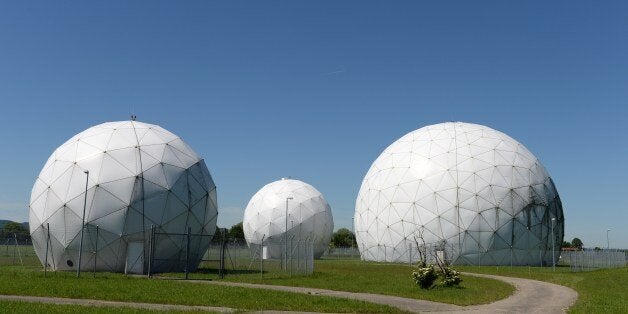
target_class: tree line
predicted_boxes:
[1,222,30,242]
[562,237,584,250]
[210,222,357,248]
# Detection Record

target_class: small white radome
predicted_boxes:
[243,178,334,259]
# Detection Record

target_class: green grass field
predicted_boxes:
[456,265,628,313]
[4,245,626,313]
[0,301,191,314]
[0,245,35,266]
[0,265,401,313]
[175,259,516,306]
[1,247,514,310]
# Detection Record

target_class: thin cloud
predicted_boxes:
[322,68,347,76]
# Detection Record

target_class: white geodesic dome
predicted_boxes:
[243,178,334,259]
[354,122,564,266]
[29,120,217,273]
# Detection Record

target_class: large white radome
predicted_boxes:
[29,121,217,273]
[354,122,564,265]
[243,178,334,259]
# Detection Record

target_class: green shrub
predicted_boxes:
[411,263,463,289]
[440,266,462,287]
[411,264,438,289]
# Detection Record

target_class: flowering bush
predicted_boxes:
[411,264,463,289]
[411,264,438,289]
[440,266,462,287]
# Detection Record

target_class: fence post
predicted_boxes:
[289,235,293,276]
[12,233,16,264]
[306,237,312,274]
[148,225,154,278]
[218,237,223,279]
[260,235,265,280]
[297,239,300,273]
[13,233,23,266]
[44,223,50,277]
[608,249,611,268]
[303,240,306,272]
[150,226,156,278]
[219,231,226,279]
[233,239,238,269]
[308,238,314,275]
[185,227,190,280]
[93,225,99,278]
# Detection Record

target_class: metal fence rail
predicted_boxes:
[323,247,361,260]
[560,249,626,272]
[247,236,315,277]
[2,235,32,266]
[5,232,625,276]
[151,232,316,279]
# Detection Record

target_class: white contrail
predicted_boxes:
[323,68,346,76]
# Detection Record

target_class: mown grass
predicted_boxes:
[0,245,36,266]
[175,259,515,306]
[0,265,402,313]
[0,300,193,314]
[457,265,628,313]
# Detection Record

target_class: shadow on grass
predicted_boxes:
[195,267,264,275]
[158,267,269,278]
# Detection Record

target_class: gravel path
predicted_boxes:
[0,272,578,313]
[188,279,462,313]
[181,272,578,313]
[448,272,579,314]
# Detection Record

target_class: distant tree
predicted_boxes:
[211,227,228,242]
[228,222,244,240]
[571,238,583,250]
[331,228,355,248]
[594,246,602,251]
[561,241,572,248]
[1,222,30,242]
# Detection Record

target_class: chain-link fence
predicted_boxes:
[6,230,626,276]
[322,247,361,260]
[245,236,315,277]
[357,242,460,265]
[151,231,315,279]
[1,235,34,266]
[560,249,627,272]
[354,241,628,271]
[149,227,212,277]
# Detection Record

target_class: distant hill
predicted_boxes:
[0,220,11,230]
[0,220,29,230]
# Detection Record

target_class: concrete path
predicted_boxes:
[449,272,579,314]
[186,279,462,313]
[179,272,578,313]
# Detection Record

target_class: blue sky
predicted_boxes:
[0,1,626,248]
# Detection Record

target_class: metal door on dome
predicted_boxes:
[125,242,144,274]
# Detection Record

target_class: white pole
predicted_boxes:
[551,217,556,272]
[77,170,89,278]
[607,228,611,268]
[285,197,293,270]
[606,229,610,250]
